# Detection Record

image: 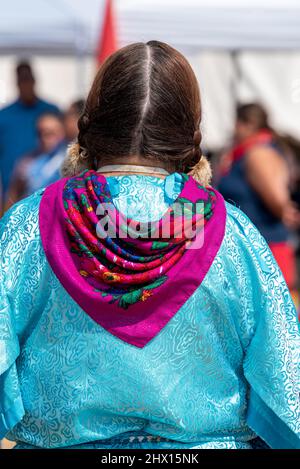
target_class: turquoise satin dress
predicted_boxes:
[0,172,299,449]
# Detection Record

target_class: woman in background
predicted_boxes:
[0,42,299,449]
[5,100,85,209]
[5,112,65,208]
[218,103,300,301]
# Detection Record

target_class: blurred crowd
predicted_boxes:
[1,60,300,306]
[212,103,300,304]
[0,61,84,212]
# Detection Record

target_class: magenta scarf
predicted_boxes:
[39,169,226,347]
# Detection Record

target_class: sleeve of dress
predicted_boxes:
[0,229,25,438]
[0,191,43,439]
[229,206,300,449]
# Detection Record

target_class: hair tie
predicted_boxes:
[79,148,89,160]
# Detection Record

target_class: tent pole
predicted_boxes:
[230,50,241,106]
[74,21,87,99]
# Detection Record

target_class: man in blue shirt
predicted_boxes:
[0,61,60,199]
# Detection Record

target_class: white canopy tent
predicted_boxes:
[0,0,87,55]
[0,0,300,149]
[117,0,300,52]
[1,0,300,54]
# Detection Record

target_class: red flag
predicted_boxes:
[97,0,118,64]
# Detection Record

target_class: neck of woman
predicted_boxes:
[97,156,176,178]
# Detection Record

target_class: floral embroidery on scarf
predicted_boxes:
[62,169,216,309]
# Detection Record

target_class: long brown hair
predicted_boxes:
[62,41,210,182]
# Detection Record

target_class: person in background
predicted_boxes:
[282,135,300,310]
[218,103,300,302]
[5,100,85,208]
[5,113,65,208]
[0,61,60,201]
[64,99,85,142]
[23,100,85,197]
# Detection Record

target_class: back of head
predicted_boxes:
[16,60,36,105]
[236,103,269,131]
[65,41,203,176]
[16,60,35,84]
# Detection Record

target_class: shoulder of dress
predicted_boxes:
[225,201,258,236]
[223,201,273,276]
[0,188,45,238]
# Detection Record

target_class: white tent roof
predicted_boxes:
[117,0,300,51]
[1,0,300,55]
[0,0,86,55]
